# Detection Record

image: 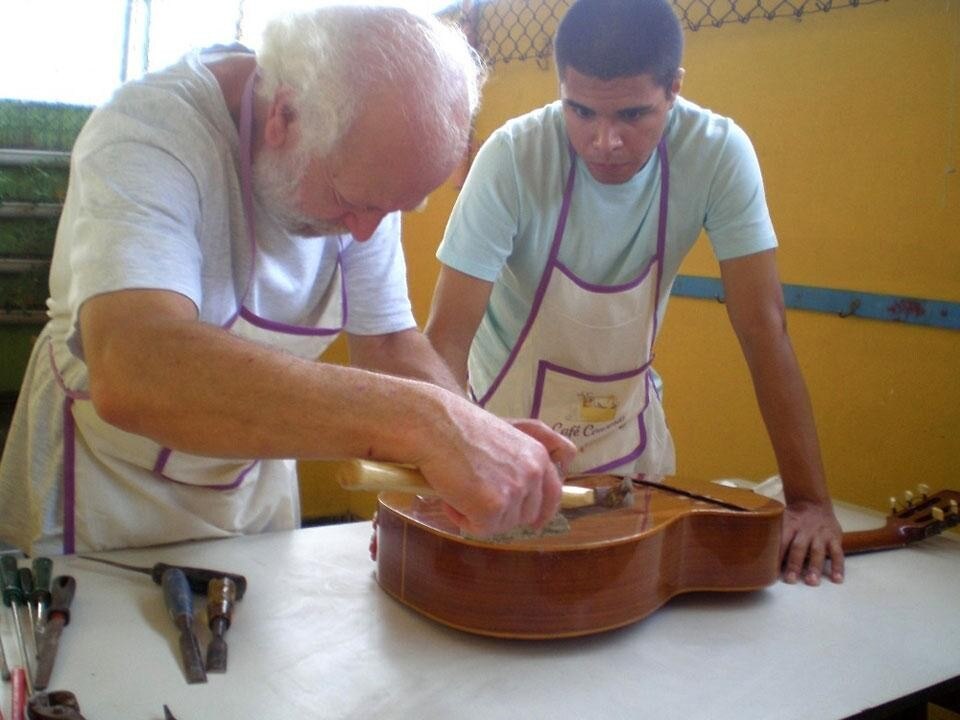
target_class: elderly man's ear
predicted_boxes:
[263,86,299,149]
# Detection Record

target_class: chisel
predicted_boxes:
[205,577,237,673]
[34,576,76,691]
[162,568,207,684]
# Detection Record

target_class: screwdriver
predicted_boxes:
[205,577,236,673]
[31,557,53,644]
[16,569,36,655]
[0,611,9,681]
[78,556,247,599]
[162,568,207,684]
[0,556,32,697]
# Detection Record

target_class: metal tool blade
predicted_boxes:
[205,633,227,673]
[178,621,207,684]
[33,618,64,690]
[590,477,635,508]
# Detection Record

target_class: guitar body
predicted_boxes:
[374,475,784,639]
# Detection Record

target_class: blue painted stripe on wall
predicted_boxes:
[671,275,960,331]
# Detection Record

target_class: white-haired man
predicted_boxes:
[0,6,575,554]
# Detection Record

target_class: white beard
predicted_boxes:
[251,147,347,237]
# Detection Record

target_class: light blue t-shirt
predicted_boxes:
[437,97,778,396]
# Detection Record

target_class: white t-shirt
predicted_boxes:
[49,47,414,368]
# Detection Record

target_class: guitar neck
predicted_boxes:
[842,527,913,555]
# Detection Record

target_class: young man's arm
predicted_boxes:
[424,266,495,392]
[719,249,845,585]
[347,328,464,394]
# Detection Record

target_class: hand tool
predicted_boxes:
[335,459,635,509]
[30,558,52,645]
[205,577,237,673]
[77,556,247,600]
[0,614,10,681]
[15,569,35,655]
[26,691,88,720]
[0,557,33,697]
[11,667,25,720]
[33,576,76,691]
[162,568,207,684]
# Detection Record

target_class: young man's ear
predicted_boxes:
[669,68,686,101]
[263,86,298,149]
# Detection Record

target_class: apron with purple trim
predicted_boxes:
[476,140,676,477]
[54,70,344,552]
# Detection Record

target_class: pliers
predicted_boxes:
[26,691,87,720]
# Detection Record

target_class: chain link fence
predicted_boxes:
[457,0,889,67]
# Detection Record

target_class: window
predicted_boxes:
[0,0,457,105]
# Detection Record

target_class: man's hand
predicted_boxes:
[507,418,579,472]
[415,400,577,538]
[780,500,845,586]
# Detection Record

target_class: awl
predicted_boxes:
[78,556,247,599]
[34,575,76,691]
[335,459,634,509]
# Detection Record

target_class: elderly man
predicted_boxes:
[426,0,844,585]
[0,6,575,554]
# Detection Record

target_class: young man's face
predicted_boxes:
[560,66,681,185]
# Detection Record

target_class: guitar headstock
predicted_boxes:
[884,485,959,544]
[843,485,959,554]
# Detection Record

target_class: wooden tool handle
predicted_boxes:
[335,459,595,508]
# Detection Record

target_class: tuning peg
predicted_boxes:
[917,483,930,499]
[950,499,958,515]
[903,490,914,507]
[889,496,898,513]
[932,507,945,522]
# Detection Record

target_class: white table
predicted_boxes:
[0,500,957,720]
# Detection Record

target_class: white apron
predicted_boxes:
[53,70,344,552]
[476,141,676,476]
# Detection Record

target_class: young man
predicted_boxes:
[0,6,575,554]
[426,0,843,585]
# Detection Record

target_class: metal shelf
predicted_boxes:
[0,148,71,167]
[0,258,49,274]
[0,309,47,325]
[0,202,62,219]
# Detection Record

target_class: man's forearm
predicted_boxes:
[86,314,454,463]
[743,335,831,506]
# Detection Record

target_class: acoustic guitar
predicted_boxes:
[371,472,958,640]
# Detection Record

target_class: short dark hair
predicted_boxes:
[554,0,684,90]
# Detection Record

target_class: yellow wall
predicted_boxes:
[299,0,960,520]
